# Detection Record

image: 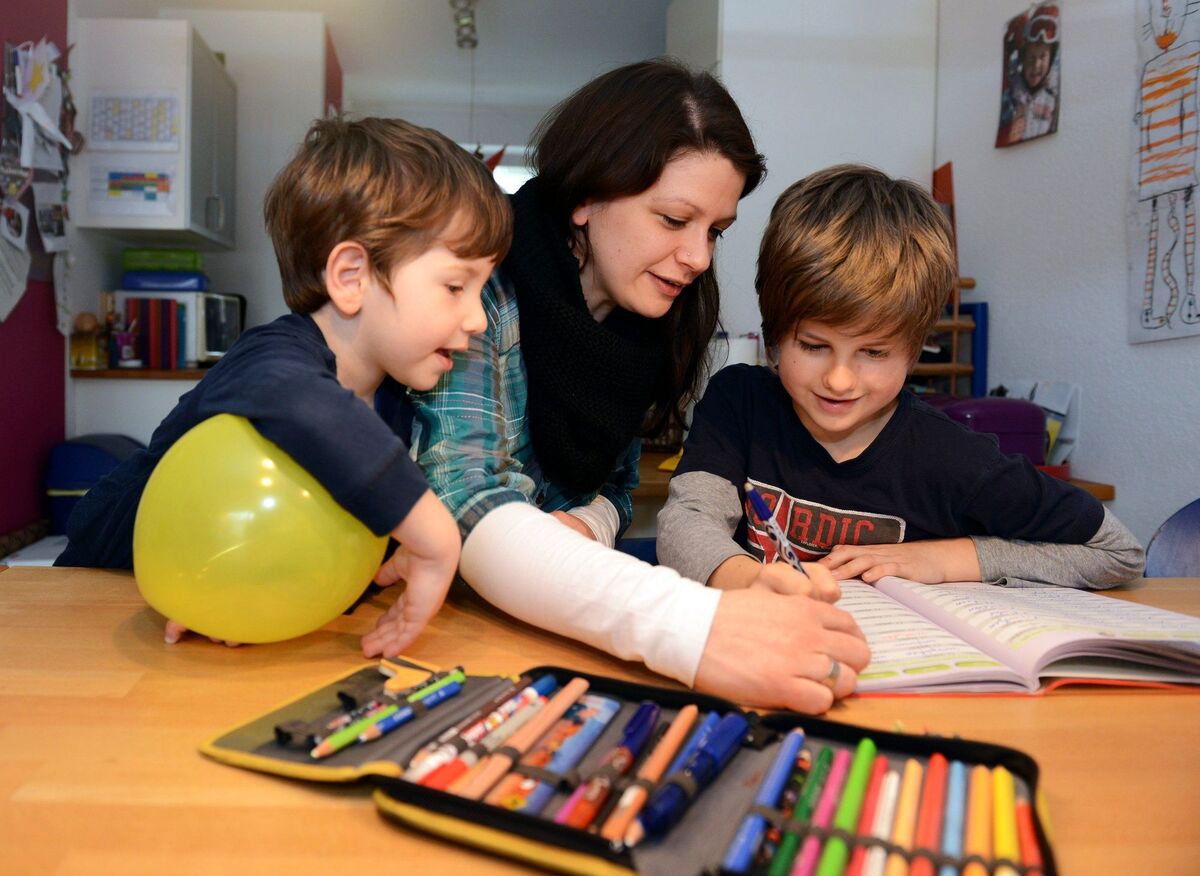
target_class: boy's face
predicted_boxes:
[571,149,743,320]
[361,242,494,390]
[1021,42,1053,91]
[777,319,911,457]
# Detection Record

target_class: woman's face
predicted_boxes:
[571,150,745,321]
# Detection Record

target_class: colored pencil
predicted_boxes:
[883,758,924,876]
[599,705,698,841]
[766,745,835,876]
[909,754,948,876]
[425,691,548,791]
[845,755,889,876]
[961,766,992,876]
[936,761,968,876]
[992,767,1019,876]
[863,769,902,876]
[451,677,590,800]
[815,738,880,876]
[1015,799,1044,875]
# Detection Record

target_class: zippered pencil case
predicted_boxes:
[201,661,1057,876]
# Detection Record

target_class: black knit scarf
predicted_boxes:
[505,178,669,493]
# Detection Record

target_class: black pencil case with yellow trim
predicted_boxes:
[201,662,1059,876]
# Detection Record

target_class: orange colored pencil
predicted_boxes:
[451,677,589,800]
[962,766,992,876]
[599,704,698,841]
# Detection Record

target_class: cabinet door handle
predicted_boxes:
[206,195,225,233]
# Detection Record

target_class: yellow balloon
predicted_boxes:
[134,414,387,643]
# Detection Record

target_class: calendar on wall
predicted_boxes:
[89,93,180,152]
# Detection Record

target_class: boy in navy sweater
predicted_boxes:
[57,117,512,657]
[659,165,1142,592]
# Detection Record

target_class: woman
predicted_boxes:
[383,60,869,713]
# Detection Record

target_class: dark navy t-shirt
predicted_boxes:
[56,313,427,569]
[675,364,1103,563]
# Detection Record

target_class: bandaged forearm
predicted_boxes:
[565,494,620,547]
[459,501,721,685]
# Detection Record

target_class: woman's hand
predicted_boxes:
[694,587,870,714]
[163,620,241,647]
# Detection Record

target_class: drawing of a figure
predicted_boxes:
[1137,0,1200,328]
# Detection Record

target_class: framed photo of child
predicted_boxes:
[995,3,1061,148]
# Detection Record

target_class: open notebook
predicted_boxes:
[839,577,1200,693]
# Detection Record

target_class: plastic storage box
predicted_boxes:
[45,435,145,533]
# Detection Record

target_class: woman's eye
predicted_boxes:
[708,227,725,241]
[661,215,687,229]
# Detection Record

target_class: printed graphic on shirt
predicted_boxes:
[744,479,906,562]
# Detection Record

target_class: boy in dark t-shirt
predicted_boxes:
[658,165,1143,592]
[57,117,512,657]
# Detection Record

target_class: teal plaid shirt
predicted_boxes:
[408,268,640,537]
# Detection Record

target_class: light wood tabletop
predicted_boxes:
[2,566,1198,875]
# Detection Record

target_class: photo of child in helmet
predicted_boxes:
[996,2,1061,147]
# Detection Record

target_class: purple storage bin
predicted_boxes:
[925,397,1047,464]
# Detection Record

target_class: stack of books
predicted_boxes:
[114,248,206,370]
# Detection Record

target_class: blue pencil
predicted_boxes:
[743,482,809,578]
[937,760,968,876]
[721,728,807,873]
[358,680,462,742]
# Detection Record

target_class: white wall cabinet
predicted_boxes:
[70,18,236,249]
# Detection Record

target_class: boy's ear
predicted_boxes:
[324,241,371,316]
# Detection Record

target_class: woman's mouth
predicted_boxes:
[649,272,687,298]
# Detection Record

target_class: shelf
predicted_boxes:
[933,317,976,333]
[71,369,207,380]
[910,362,975,377]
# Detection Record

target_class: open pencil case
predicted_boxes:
[202,661,1058,876]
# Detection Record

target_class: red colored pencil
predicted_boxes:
[1015,800,1045,875]
[909,753,949,876]
[846,754,889,876]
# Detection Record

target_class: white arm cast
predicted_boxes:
[459,501,721,686]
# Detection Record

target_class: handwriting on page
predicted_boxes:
[837,582,1006,686]
[889,582,1200,651]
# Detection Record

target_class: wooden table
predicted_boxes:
[634,451,1117,501]
[2,567,1197,875]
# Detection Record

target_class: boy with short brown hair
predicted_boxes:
[659,164,1142,591]
[59,117,512,656]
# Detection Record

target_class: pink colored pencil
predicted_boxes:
[790,747,851,876]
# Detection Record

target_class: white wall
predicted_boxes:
[936,0,1200,544]
[707,0,938,334]
[161,8,327,329]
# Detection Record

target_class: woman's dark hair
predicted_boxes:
[531,57,765,435]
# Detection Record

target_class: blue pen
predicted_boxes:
[720,727,807,873]
[937,760,968,876]
[666,710,721,777]
[358,680,463,742]
[637,712,749,841]
[743,482,809,578]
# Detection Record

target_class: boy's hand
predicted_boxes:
[748,560,841,602]
[695,587,871,714]
[362,490,461,658]
[820,538,981,584]
[549,510,597,540]
[163,619,241,647]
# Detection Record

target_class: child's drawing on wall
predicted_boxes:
[1129,0,1200,343]
[996,3,1061,147]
